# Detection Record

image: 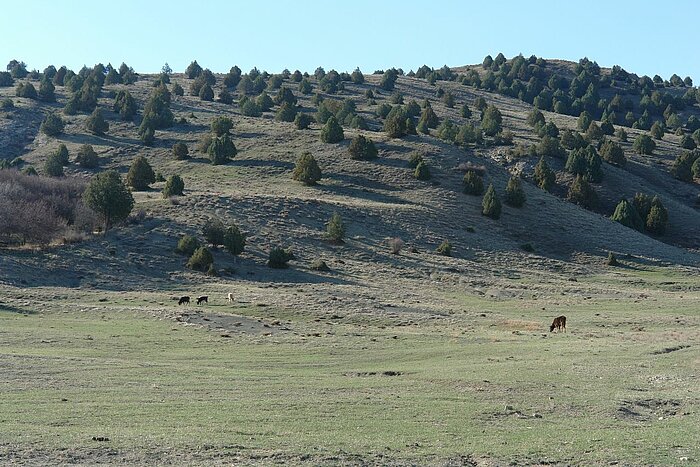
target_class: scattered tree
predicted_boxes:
[504,176,526,207]
[82,170,134,230]
[320,116,344,143]
[126,156,155,190]
[292,152,322,185]
[85,108,109,135]
[348,135,378,160]
[482,183,502,219]
[326,212,345,242]
[162,175,184,198]
[40,113,64,136]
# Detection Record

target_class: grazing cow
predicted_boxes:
[196,296,208,305]
[550,315,567,333]
[227,293,234,303]
[178,296,190,306]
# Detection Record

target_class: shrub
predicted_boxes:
[172,142,189,160]
[211,116,233,136]
[203,218,226,247]
[187,247,213,272]
[616,128,628,142]
[22,166,37,176]
[256,92,274,111]
[599,140,627,167]
[480,105,503,136]
[199,84,214,101]
[276,102,297,122]
[578,111,592,131]
[54,144,69,165]
[0,71,13,87]
[44,153,64,177]
[585,121,603,141]
[376,103,392,119]
[223,224,246,255]
[351,68,364,84]
[436,240,452,256]
[442,91,455,108]
[504,176,526,207]
[533,157,555,191]
[268,247,294,268]
[185,60,203,79]
[680,134,696,150]
[38,79,56,102]
[207,134,237,164]
[16,82,37,99]
[633,193,653,221]
[176,235,200,256]
[292,152,322,185]
[408,152,424,168]
[127,156,155,190]
[40,113,64,136]
[645,196,668,235]
[141,84,173,130]
[0,97,13,110]
[85,108,109,135]
[326,212,345,242]
[610,199,644,231]
[348,135,378,160]
[384,106,409,138]
[481,184,501,219]
[633,134,655,154]
[172,82,184,96]
[162,175,184,198]
[463,170,484,195]
[567,175,598,209]
[670,151,698,182]
[310,259,330,271]
[294,113,313,130]
[414,161,431,180]
[418,103,439,129]
[320,116,344,143]
[83,170,134,229]
[527,109,545,127]
[437,119,458,143]
[75,145,99,168]
[565,145,603,182]
[113,90,137,120]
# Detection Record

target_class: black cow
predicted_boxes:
[550,316,566,333]
[196,296,208,305]
[178,296,190,306]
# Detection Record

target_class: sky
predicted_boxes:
[2,0,699,81]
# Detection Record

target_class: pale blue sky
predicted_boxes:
[2,0,698,80]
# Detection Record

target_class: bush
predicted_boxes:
[320,116,344,143]
[504,176,526,207]
[294,113,313,129]
[187,247,213,272]
[348,135,378,160]
[223,224,246,255]
[680,134,696,150]
[172,142,189,160]
[567,175,598,209]
[256,92,274,111]
[172,83,184,96]
[85,108,109,135]
[211,116,233,136]
[414,161,431,180]
[0,97,13,110]
[127,156,155,190]
[616,128,628,142]
[0,71,13,87]
[578,111,592,131]
[207,134,237,164]
[418,103,439,129]
[565,145,603,182]
[185,60,203,79]
[585,121,603,141]
[599,140,627,167]
[40,113,64,136]
[326,212,345,242]
[436,240,452,256]
[463,170,484,195]
[650,121,664,139]
[481,184,501,219]
[670,151,698,182]
[240,99,261,117]
[83,170,134,229]
[203,218,226,247]
[176,235,200,256]
[16,82,37,99]
[292,152,322,185]
[310,259,330,271]
[408,152,424,168]
[268,247,294,268]
[38,79,56,102]
[351,68,364,84]
[75,145,99,168]
[610,199,644,231]
[633,134,655,154]
[44,153,64,177]
[527,109,545,127]
[199,84,214,101]
[162,175,185,198]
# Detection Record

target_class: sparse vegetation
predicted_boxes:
[126,156,155,190]
[292,152,322,186]
[326,212,345,243]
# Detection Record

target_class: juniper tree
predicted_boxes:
[83,170,134,230]
[85,108,109,135]
[348,135,378,160]
[40,113,64,136]
[480,105,503,136]
[326,212,345,242]
[207,134,237,164]
[533,157,555,191]
[223,224,246,255]
[126,156,155,190]
[645,196,668,235]
[292,152,322,185]
[320,116,344,143]
[414,161,431,180]
[610,199,644,231]
[482,184,502,219]
[599,140,626,167]
[504,176,526,207]
[567,175,598,209]
[162,175,185,198]
[463,170,484,195]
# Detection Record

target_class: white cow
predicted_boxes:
[227,293,234,303]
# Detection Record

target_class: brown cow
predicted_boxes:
[550,316,566,332]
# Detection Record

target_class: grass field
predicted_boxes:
[1,266,698,466]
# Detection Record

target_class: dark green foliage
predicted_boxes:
[480,105,503,136]
[16,82,37,99]
[670,151,698,182]
[298,79,312,94]
[207,134,237,164]
[566,145,603,182]
[645,196,668,235]
[403,100,420,119]
[199,84,214,101]
[610,199,644,231]
[292,152,322,185]
[536,135,565,158]
[436,240,452,256]
[0,97,13,109]
[256,92,274,111]
[526,109,545,127]
[383,106,409,138]
[616,128,628,142]
[600,121,615,136]
[352,115,369,130]
[567,175,598,209]
[414,161,431,180]
[140,126,155,146]
[482,184,501,219]
[376,103,392,119]
[585,121,603,141]
[38,79,55,102]
[0,71,13,86]
[577,111,592,131]
[463,171,484,195]
[202,218,226,247]
[275,102,297,122]
[418,103,440,129]
[126,156,155,190]
[599,140,627,167]
[455,123,483,146]
[171,82,184,96]
[76,145,99,168]
[267,74,283,90]
[534,121,559,138]
[633,134,655,154]
[326,212,345,242]
[380,68,398,91]
[54,144,69,165]
[83,170,134,229]
[172,142,189,160]
[268,247,295,268]
[680,134,696,150]
[240,99,262,117]
[534,157,555,191]
[348,135,378,160]
[40,113,64,136]
[504,176,526,207]
[633,193,653,221]
[650,121,664,139]
[351,68,364,84]
[223,66,242,88]
[408,152,424,168]
[320,116,344,143]
[560,129,586,150]
[187,247,213,272]
[141,84,173,130]
[162,175,184,198]
[185,60,203,79]
[85,108,109,135]
[390,91,404,105]
[275,87,297,106]
[113,90,137,120]
[176,235,200,256]
[211,116,233,136]
[294,113,313,130]
[44,152,64,177]
[218,88,233,104]
[223,224,246,255]
[22,166,37,176]
[442,91,455,108]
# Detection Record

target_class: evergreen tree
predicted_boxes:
[418,103,439,129]
[504,176,526,207]
[76,144,99,168]
[44,152,64,177]
[533,157,555,191]
[633,193,653,221]
[223,224,246,255]
[383,106,409,138]
[320,116,344,143]
[645,196,668,235]
[610,199,644,231]
[113,90,137,120]
[211,116,233,136]
[207,134,237,164]
[38,78,55,102]
[54,143,69,165]
[294,113,313,130]
[162,175,185,198]
[172,142,189,160]
[414,161,431,180]
[292,152,322,185]
[83,170,134,230]
[633,134,655,154]
[202,218,226,247]
[126,156,155,190]
[480,105,503,136]
[463,170,484,195]
[85,108,109,135]
[326,212,345,242]
[482,183,502,219]
[599,140,627,167]
[185,60,203,79]
[567,175,598,209]
[187,247,213,272]
[348,135,378,160]
[650,121,664,139]
[275,101,297,122]
[40,112,64,136]
[577,111,592,131]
